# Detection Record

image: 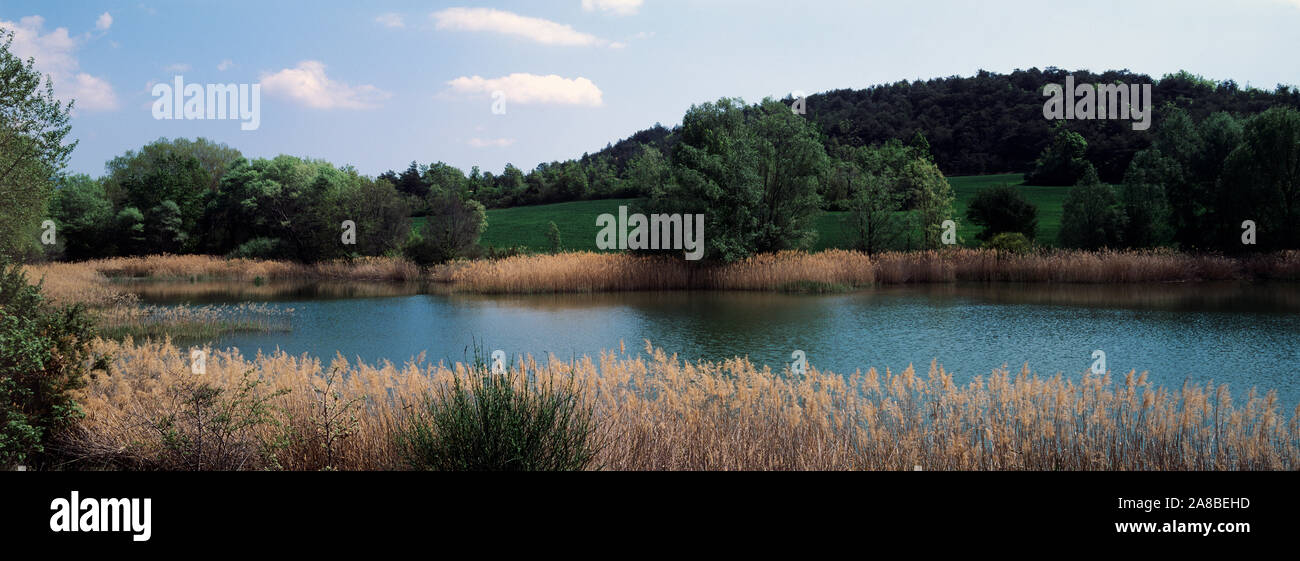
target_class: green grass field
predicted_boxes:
[436,173,1073,252]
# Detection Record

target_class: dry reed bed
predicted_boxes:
[443,249,1300,293]
[67,339,1300,471]
[26,254,419,291]
[25,250,1300,301]
[438,250,876,293]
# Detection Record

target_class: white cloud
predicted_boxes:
[96,12,113,30]
[217,59,234,71]
[467,137,516,148]
[163,63,190,72]
[432,7,617,47]
[260,60,391,110]
[446,73,604,107]
[375,13,405,28]
[0,15,119,112]
[582,0,643,16]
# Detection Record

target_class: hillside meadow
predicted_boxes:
[456,174,1073,253]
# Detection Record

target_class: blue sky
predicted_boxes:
[3,0,1299,178]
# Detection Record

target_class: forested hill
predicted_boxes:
[591,68,1300,183]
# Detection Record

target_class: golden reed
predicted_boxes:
[25,249,1300,301]
[442,249,1300,293]
[65,339,1299,471]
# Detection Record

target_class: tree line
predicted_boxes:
[3,23,1298,265]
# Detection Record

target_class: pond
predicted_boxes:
[125,280,1300,409]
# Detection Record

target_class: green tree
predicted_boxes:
[49,175,115,259]
[115,207,146,256]
[848,170,903,254]
[144,200,187,254]
[1059,167,1125,249]
[652,97,825,261]
[405,192,488,265]
[653,98,762,262]
[1222,107,1300,251]
[339,178,412,257]
[1025,124,1091,186]
[751,98,828,251]
[623,145,671,198]
[902,158,955,249]
[965,184,1038,241]
[0,29,76,260]
[1119,149,1177,248]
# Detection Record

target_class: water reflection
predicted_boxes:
[123,280,1300,408]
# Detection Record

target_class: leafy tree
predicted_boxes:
[1026,124,1092,186]
[105,137,241,195]
[652,98,762,262]
[965,184,1038,241]
[49,175,114,259]
[623,145,671,198]
[652,98,826,261]
[902,158,955,249]
[423,162,468,199]
[1222,107,1300,251]
[405,192,487,265]
[583,155,620,199]
[1119,149,1177,248]
[338,178,411,257]
[144,200,187,254]
[1059,167,1125,249]
[750,99,827,251]
[848,170,903,254]
[115,207,147,256]
[0,29,76,260]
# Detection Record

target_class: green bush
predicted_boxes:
[965,184,1038,241]
[228,237,290,260]
[983,232,1033,254]
[0,262,106,469]
[396,363,601,471]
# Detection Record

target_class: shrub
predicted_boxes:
[0,262,105,469]
[396,362,601,471]
[546,221,563,252]
[143,368,288,471]
[229,237,290,260]
[966,184,1038,241]
[983,232,1033,254]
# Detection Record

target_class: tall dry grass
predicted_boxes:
[437,250,876,293]
[26,250,1300,300]
[81,254,421,282]
[65,339,1300,471]
[441,249,1300,294]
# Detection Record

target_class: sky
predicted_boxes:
[3,0,1299,178]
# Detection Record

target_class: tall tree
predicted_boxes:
[1059,166,1125,249]
[0,29,76,260]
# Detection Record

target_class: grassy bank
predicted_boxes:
[62,338,1300,471]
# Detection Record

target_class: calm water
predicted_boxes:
[128,281,1300,408]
